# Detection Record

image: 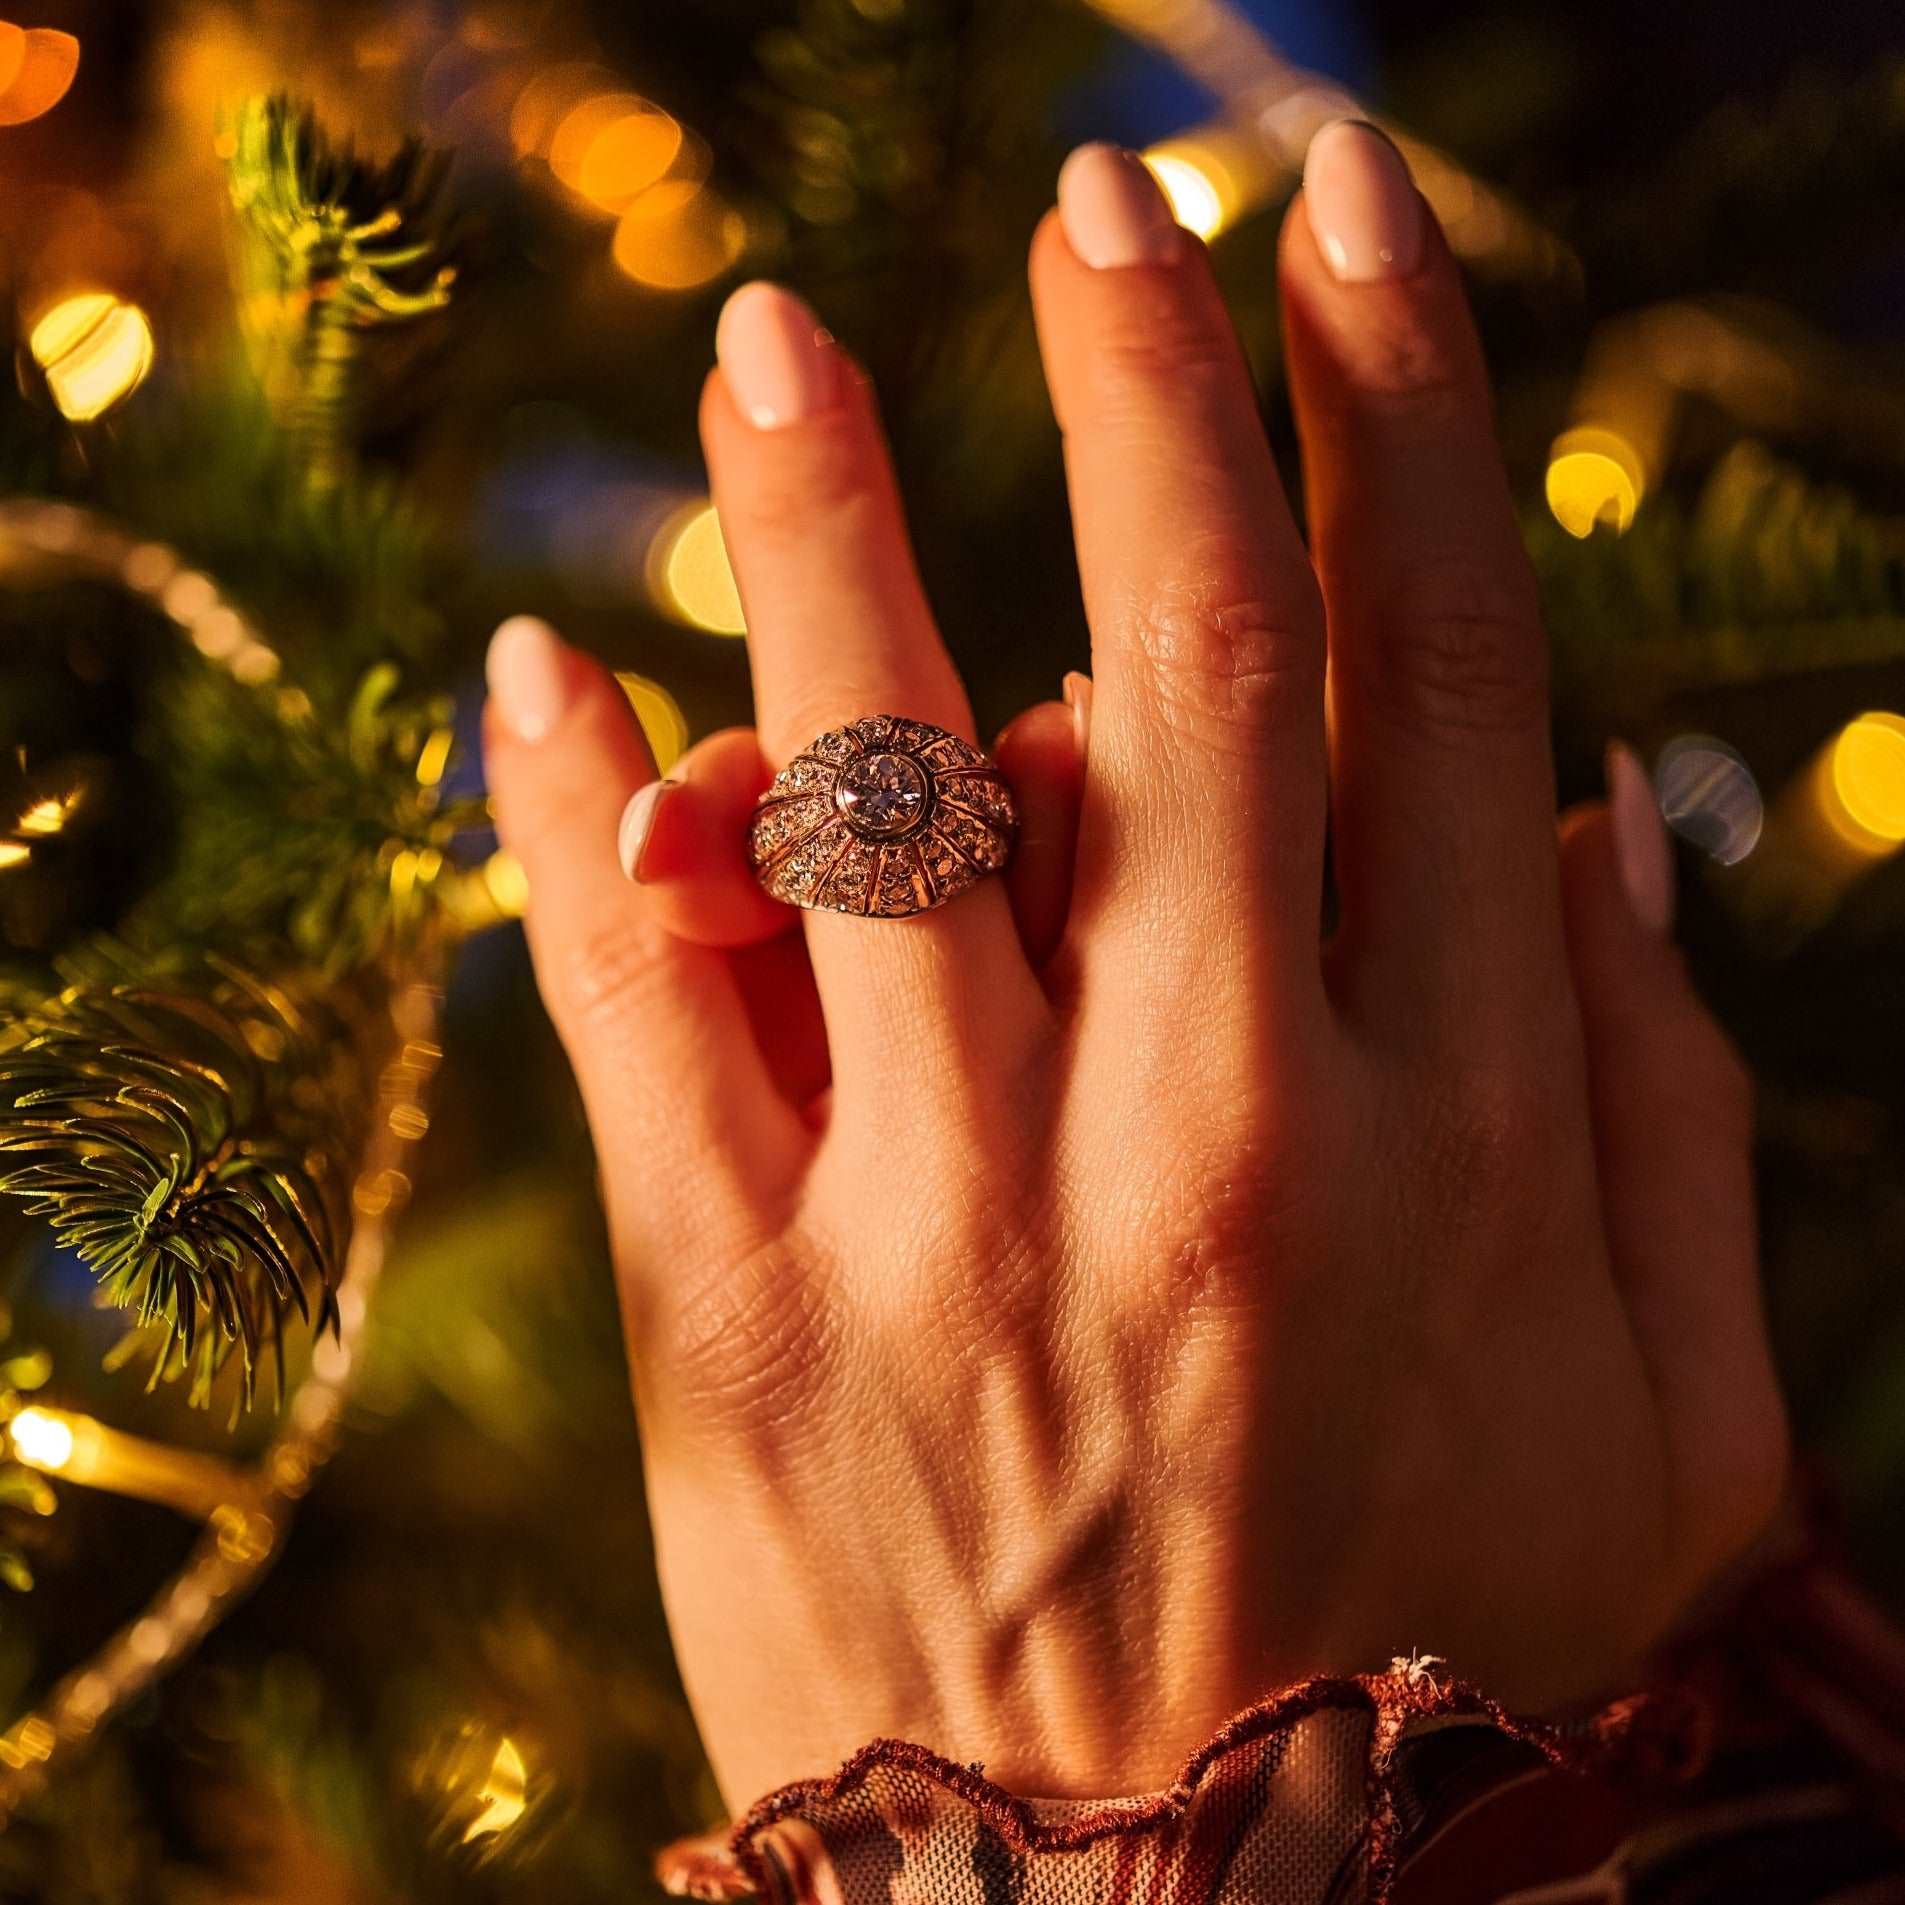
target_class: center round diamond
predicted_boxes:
[835,750,928,837]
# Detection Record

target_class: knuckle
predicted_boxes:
[1086,299,1241,410]
[1116,562,1323,733]
[1354,559,1549,737]
[731,420,882,541]
[1412,1065,1553,1236]
[1335,306,1475,411]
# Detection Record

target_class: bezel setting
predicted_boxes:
[746,715,1018,918]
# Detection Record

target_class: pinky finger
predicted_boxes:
[994,688,1086,975]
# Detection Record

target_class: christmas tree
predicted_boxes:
[0,2,1902,1898]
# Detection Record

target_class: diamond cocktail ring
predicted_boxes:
[746,715,1019,918]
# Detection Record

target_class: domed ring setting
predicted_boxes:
[746,715,1018,918]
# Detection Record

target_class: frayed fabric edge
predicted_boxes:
[655,1662,1710,1904]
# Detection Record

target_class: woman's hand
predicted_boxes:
[482,126,1789,1812]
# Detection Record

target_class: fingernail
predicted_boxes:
[1606,741,1675,936]
[1057,143,1180,270]
[617,778,676,883]
[1061,669,1093,765]
[716,282,842,430]
[486,615,572,744]
[1303,119,1422,283]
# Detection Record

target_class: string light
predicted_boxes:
[27,293,154,423]
[1141,143,1239,240]
[1545,426,1646,538]
[8,1407,74,1472]
[1822,711,1905,856]
[0,24,79,126]
[646,499,745,634]
[462,1736,529,1843]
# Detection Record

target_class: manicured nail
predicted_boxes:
[1303,119,1422,283]
[1061,669,1093,764]
[486,615,572,744]
[1057,143,1180,270]
[716,282,842,430]
[1606,741,1675,935]
[617,778,676,882]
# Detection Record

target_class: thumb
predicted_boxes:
[1560,744,1789,1575]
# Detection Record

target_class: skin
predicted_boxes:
[483,182,1790,1813]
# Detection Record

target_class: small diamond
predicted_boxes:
[835,751,928,838]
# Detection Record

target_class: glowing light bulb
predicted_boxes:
[0,842,30,871]
[1544,427,1645,538]
[462,1736,529,1843]
[28,292,154,423]
[647,500,745,635]
[1824,711,1905,855]
[9,1407,74,1472]
[1141,147,1233,240]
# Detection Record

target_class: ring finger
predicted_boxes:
[701,284,1050,1134]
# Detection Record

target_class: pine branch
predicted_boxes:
[226,95,455,493]
[140,659,484,975]
[0,959,369,1414]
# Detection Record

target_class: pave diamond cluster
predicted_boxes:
[746,715,1018,917]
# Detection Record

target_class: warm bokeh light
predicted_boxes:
[508,62,613,158]
[1544,426,1645,538]
[548,91,651,195]
[28,292,154,422]
[647,500,745,635]
[1824,712,1905,855]
[611,180,748,289]
[1141,144,1236,240]
[8,1407,74,1473]
[573,106,682,212]
[462,1736,529,1844]
[0,842,30,872]
[0,24,79,126]
[616,672,689,773]
[16,788,81,837]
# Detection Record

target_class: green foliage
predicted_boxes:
[0,961,366,1413]
[227,94,456,493]
[141,661,482,976]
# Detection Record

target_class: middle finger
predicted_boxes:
[1029,146,1331,1070]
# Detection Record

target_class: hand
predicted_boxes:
[482,126,1788,1812]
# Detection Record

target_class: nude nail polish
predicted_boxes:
[715,282,841,429]
[617,779,675,882]
[1606,741,1675,935]
[1303,119,1422,283]
[1061,669,1093,764]
[486,615,571,744]
[1057,143,1181,269]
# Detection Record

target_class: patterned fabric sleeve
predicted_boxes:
[654,1543,1905,1905]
